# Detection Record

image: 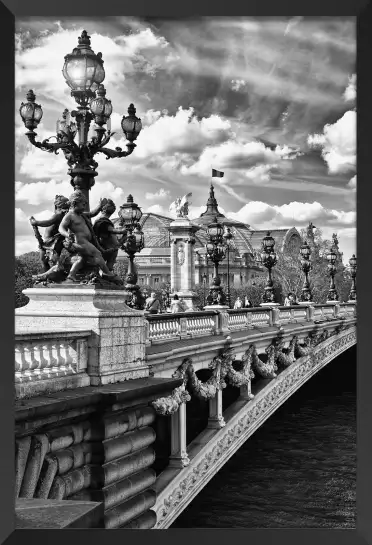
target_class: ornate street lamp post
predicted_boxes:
[260,231,278,305]
[205,218,227,306]
[19,30,142,210]
[202,272,207,308]
[348,254,357,301]
[118,195,145,309]
[299,240,312,303]
[223,226,234,309]
[161,284,171,312]
[326,246,339,302]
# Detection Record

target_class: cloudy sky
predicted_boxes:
[15,16,356,258]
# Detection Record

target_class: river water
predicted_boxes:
[172,346,356,529]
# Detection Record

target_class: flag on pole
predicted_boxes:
[212,168,224,178]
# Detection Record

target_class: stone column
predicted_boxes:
[168,403,190,468]
[207,389,225,429]
[168,218,200,311]
[15,287,149,386]
[239,382,254,400]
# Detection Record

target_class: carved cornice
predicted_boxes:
[154,326,356,528]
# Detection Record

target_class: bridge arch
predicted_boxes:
[153,325,356,528]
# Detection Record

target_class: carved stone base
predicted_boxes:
[168,452,190,468]
[207,416,226,429]
[16,287,149,385]
[176,291,199,311]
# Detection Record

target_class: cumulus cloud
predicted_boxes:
[307,110,356,174]
[144,204,166,215]
[348,175,356,191]
[344,74,356,102]
[132,107,234,159]
[16,26,168,102]
[228,200,355,229]
[180,140,299,179]
[16,179,126,207]
[145,188,171,200]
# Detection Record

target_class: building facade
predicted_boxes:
[116,185,303,290]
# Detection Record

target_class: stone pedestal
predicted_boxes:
[15,286,148,385]
[169,218,200,311]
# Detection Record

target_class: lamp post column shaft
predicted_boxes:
[227,247,230,308]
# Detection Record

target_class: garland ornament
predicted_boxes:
[251,344,277,378]
[225,345,255,387]
[276,335,297,368]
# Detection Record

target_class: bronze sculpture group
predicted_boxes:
[29,190,144,307]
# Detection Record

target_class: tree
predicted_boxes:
[273,228,351,304]
[15,251,44,308]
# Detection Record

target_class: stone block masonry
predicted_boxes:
[16,287,149,386]
[15,377,182,529]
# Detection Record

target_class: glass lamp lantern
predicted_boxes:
[121,104,142,142]
[327,247,337,265]
[134,224,145,252]
[90,84,112,126]
[262,231,275,252]
[119,195,143,228]
[62,30,105,100]
[207,218,224,242]
[300,240,311,258]
[56,109,77,141]
[19,90,43,130]
[206,242,214,254]
[349,254,357,268]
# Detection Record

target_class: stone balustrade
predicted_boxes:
[146,311,218,343]
[146,303,357,345]
[15,329,91,399]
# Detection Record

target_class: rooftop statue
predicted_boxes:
[169,192,192,219]
[306,221,316,241]
[332,233,339,249]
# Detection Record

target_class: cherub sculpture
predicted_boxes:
[58,190,120,283]
[29,194,70,272]
[93,199,128,272]
[169,192,192,218]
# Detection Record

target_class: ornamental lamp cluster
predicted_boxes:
[117,194,145,308]
[299,240,312,303]
[326,246,339,302]
[19,30,143,211]
[260,231,278,304]
[205,217,228,306]
[348,254,357,301]
[223,226,234,309]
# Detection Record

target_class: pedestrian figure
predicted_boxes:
[145,292,160,314]
[170,294,186,313]
[234,296,243,309]
[244,296,253,308]
[284,292,295,306]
